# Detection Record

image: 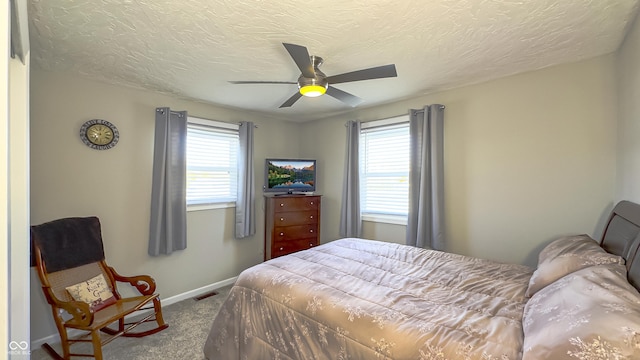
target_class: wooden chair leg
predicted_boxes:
[60,333,71,360]
[52,310,71,360]
[154,297,166,327]
[91,331,103,360]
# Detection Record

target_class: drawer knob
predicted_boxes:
[309,229,314,233]
[279,232,284,236]
[309,215,313,219]
[280,203,284,207]
[280,217,284,221]
[309,243,314,247]
[310,201,314,205]
[279,247,284,251]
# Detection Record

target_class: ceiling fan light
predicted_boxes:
[300,85,327,97]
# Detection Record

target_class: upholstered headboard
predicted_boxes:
[600,200,640,291]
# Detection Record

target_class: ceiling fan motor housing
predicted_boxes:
[298,56,328,97]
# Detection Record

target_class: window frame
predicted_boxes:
[186,116,239,211]
[359,115,410,225]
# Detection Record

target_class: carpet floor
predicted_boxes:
[30,285,231,360]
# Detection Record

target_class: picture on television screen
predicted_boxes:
[265,159,316,193]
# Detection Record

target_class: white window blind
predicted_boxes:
[360,121,410,216]
[186,119,239,206]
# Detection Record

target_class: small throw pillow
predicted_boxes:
[525,234,624,297]
[66,273,117,311]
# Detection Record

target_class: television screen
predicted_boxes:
[264,159,316,194]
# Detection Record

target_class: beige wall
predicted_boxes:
[303,56,618,266]
[616,11,640,204]
[29,70,299,341]
[30,52,624,342]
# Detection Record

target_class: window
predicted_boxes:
[360,116,410,222]
[186,117,239,208]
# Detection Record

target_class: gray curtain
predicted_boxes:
[406,105,445,250]
[235,121,255,238]
[339,120,362,238]
[148,107,187,256]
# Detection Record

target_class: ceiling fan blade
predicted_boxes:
[282,43,315,79]
[326,86,364,107]
[279,92,303,108]
[229,81,296,84]
[327,64,397,85]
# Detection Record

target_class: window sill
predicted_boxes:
[187,202,235,212]
[362,214,407,225]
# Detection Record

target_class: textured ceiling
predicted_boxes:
[28,0,640,122]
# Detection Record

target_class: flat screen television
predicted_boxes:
[264,158,316,194]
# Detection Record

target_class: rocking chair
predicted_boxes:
[31,216,168,359]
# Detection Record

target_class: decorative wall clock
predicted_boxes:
[80,119,119,150]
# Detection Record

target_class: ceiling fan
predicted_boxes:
[229,43,397,108]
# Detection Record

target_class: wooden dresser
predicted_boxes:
[264,195,321,260]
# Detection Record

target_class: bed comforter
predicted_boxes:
[204,238,533,359]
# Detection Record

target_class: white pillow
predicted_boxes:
[526,235,624,297]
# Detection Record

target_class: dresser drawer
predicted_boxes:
[273,224,318,241]
[265,195,322,261]
[274,210,318,226]
[273,196,320,213]
[271,238,319,258]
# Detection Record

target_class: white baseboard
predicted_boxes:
[31,277,237,349]
[161,276,237,306]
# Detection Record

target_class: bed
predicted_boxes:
[204,201,640,359]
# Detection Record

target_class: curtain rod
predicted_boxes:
[344,104,446,126]
[410,104,446,112]
[158,108,259,128]
[188,114,258,129]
